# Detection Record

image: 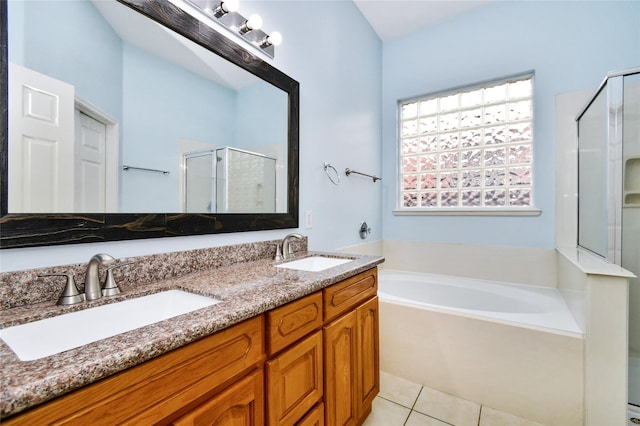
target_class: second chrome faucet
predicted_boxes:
[275,233,304,261]
[84,253,116,301]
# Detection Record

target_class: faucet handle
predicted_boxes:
[102,262,133,297]
[39,273,85,305]
[274,243,284,261]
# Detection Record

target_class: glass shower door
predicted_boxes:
[623,72,640,408]
[184,151,215,213]
[577,69,640,411]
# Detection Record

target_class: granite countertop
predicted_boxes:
[0,251,384,419]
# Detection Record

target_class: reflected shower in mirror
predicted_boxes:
[7,0,288,214]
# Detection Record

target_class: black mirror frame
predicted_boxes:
[0,0,299,249]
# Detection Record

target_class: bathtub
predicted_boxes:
[378,269,582,334]
[378,269,584,426]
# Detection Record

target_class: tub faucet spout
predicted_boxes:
[84,253,116,301]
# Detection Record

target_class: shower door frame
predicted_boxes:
[576,67,639,265]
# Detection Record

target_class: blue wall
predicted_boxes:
[120,44,237,212]
[2,0,383,270]
[381,0,640,248]
[9,0,123,125]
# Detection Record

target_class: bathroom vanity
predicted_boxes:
[0,248,382,426]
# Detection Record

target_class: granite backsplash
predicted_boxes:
[0,237,307,310]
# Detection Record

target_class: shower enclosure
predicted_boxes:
[184,147,276,213]
[576,68,640,411]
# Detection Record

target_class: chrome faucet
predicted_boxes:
[84,253,116,301]
[281,233,304,260]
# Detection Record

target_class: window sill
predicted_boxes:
[393,208,542,216]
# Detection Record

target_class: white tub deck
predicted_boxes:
[378,269,582,336]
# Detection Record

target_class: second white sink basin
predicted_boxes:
[0,290,221,361]
[276,256,353,272]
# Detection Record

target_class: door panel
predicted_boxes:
[8,62,75,212]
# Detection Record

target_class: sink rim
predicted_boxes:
[0,289,222,361]
[275,255,354,272]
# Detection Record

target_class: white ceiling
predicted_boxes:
[353,0,498,41]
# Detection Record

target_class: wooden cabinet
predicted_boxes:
[324,309,358,426]
[323,269,379,426]
[6,267,379,426]
[172,370,264,426]
[355,296,379,420]
[266,331,323,425]
[4,316,265,426]
[265,268,379,426]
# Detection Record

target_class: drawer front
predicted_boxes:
[6,316,265,426]
[267,292,323,356]
[323,268,377,322]
[266,331,323,426]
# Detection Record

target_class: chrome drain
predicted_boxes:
[631,417,640,424]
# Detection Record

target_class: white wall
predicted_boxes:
[381,0,640,249]
[1,0,382,272]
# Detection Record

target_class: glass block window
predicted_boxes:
[399,74,534,209]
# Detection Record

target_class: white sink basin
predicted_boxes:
[276,256,353,272]
[0,290,221,361]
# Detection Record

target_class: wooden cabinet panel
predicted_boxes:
[298,403,325,426]
[356,297,379,423]
[323,269,377,322]
[172,370,264,426]
[266,331,323,426]
[323,311,358,426]
[5,316,265,426]
[267,292,323,356]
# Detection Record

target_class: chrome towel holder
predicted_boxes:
[122,165,170,175]
[323,162,341,185]
[345,168,381,183]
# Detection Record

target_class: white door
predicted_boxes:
[75,110,106,212]
[8,62,75,212]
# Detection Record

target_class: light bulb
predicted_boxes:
[239,13,263,34]
[246,14,263,31]
[212,0,239,18]
[223,0,239,13]
[268,31,282,46]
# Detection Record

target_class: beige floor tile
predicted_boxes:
[362,396,411,426]
[379,370,423,408]
[413,386,481,426]
[405,410,451,426]
[479,406,545,426]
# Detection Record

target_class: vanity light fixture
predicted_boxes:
[238,14,263,34]
[211,0,239,18]
[259,31,282,48]
[188,0,282,58]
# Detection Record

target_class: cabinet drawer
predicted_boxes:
[266,331,323,426]
[5,316,265,426]
[323,268,377,322]
[267,292,323,356]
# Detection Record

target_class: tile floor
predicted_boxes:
[363,371,545,426]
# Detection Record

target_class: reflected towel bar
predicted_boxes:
[122,165,170,175]
[345,168,381,182]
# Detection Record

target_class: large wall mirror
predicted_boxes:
[0,0,300,248]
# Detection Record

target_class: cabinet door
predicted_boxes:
[298,403,324,426]
[323,311,358,426]
[356,297,379,422]
[266,331,323,426]
[172,370,264,426]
